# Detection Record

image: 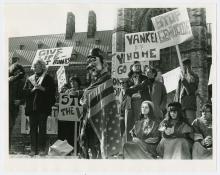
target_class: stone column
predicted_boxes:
[179,8,208,117]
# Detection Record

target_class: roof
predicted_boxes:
[9,30,113,65]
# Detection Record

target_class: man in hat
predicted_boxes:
[79,48,122,159]
[174,57,199,125]
[9,56,25,153]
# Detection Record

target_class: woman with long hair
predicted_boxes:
[157,102,193,159]
[123,101,161,159]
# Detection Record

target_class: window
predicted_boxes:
[56,41,62,47]
[19,44,24,50]
[76,40,80,46]
[38,43,43,49]
[95,38,100,45]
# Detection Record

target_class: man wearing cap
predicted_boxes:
[174,57,199,125]
[9,56,25,153]
[79,48,122,159]
[145,67,167,121]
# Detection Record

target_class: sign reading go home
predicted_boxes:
[125,31,160,62]
[32,47,73,67]
[151,8,193,49]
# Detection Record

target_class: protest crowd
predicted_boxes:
[8,8,212,160]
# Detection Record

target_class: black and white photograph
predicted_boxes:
[1,0,219,174]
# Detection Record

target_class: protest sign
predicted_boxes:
[162,67,181,93]
[112,52,149,79]
[125,31,160,62]
[21,105,58,134]
[32,47,73,67]
[57,66,67,93]
[151,8,193,49]
[58,93,83,121]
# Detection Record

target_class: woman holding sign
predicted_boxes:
[58,76,83,151]
[23,59,56,156]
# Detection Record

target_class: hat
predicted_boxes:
[168,102,182,111]
[87,48,102,58]
[182,57,191,65]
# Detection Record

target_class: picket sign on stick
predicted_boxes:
[175,45,184,72]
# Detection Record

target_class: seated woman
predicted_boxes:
[123,101,161,159]
[192,103,212,159]
[157,102,193,159]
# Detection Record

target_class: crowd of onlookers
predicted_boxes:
[9,48,212,159]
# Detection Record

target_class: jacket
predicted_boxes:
[23,73,56,116]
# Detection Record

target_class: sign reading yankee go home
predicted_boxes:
[125,31,160,62]
[151,8,193,49]
[32,47,73,67]
[112,52,149,79]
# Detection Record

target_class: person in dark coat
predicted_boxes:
[9,56,25,153]
[145,67,167,121]
[122,61,152,141]
[174,57,199,125]
[23,59,56,156]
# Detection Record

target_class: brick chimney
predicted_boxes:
[65,12,75,40]
[87,11,96,38]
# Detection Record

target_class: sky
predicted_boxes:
[5,4,118,37]
[4,4,214,37]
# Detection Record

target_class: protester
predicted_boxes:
[79,48,122,159]
[23,59,56,156]
[154,67,164,84]
[123,61,152,141]
[123,101,161,159]
[9,56,25,153]
[145,67,167,121]
[192,103,212,159]
[157,102,193,159]
[58,76,83,148]
[174,57,199,125]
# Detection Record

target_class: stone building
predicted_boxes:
[113,8,212,116]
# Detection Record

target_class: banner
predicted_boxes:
[32,47,73,67]
[125,31,160,62]
[21,105,58,134]
[112,52,149,79]
[151,8,193,49]
[57,66,67,93]
[162,67,181,93]
[58,93,83,121]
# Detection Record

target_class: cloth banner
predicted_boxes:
[87,78,122,158]
[151,8,193,49]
